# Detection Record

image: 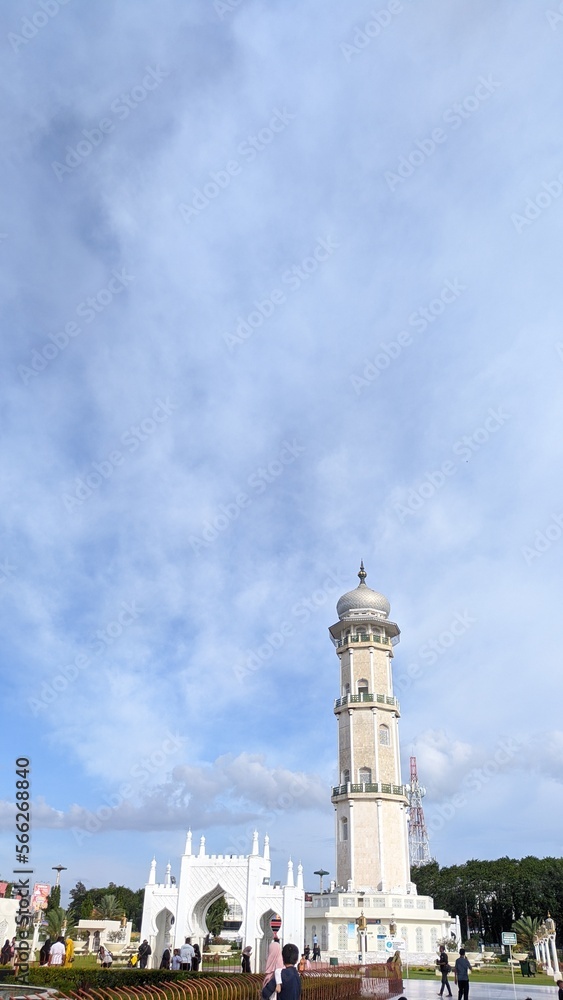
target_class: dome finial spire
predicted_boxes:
[358,560,366,584]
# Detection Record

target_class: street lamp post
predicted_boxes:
[313,869,329,897]
[52,865,67,888]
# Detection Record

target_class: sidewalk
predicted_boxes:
[400,980,556,1000]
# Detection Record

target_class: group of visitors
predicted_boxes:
[260,936,301,1000]
[0,939,15,966]
[437,945,472,1000]
[38,936,74,966]
[159,938,201,971]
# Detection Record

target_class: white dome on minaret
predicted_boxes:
[336,561,390,620]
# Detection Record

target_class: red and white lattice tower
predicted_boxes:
[407,756,432,868]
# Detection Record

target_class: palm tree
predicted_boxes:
[93,894,123,920]
[512,916,540,951]
[46,906,73,939]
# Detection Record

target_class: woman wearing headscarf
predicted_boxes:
[39,938,51,966]
[241,946,252,973]
[0,940,10,966]
[262,936,283,989]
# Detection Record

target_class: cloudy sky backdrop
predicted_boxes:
[1,0,563,900]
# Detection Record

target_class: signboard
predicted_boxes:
[385,937,406,952]
[31,883,51,912]
[502,932,517,946]
[270,914,282,934]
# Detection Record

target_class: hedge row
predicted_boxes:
[23,968,230,993]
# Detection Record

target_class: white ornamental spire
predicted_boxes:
[264,834,270,860]
[251,830,259,855]
[148,857,156,885]
[165,862,171,887]
[286,858,294,886]
[297,862,304,889]
[185,830,192,856]
[199,835,206,857]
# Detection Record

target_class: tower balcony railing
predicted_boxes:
[334,693,399,709]
[335,633,392,648]
[331,781,407,797]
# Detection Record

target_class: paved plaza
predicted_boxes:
[400,980,556,1000]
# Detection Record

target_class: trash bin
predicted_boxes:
[519,960,530,976]
[329,957,339,966]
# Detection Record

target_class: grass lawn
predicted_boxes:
[404,967,555,986]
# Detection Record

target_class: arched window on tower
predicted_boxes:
[358,678,369,698]
[359,767,372,784]
[341,768,350,785]
[344,683,350,697]
[340,817,349,841]
[379,724,390,746]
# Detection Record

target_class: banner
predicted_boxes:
[31,883,51,912]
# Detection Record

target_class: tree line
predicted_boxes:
[413,856,563,945]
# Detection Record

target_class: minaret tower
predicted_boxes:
[330,563,410,892]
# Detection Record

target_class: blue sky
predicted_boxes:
[2,0,563,903]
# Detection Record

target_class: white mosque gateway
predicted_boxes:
[141,565,456,967]
[140,830,304,970]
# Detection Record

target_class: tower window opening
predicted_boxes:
[358,678,369,697]
[359,767,372,784]
[379,724,390,746]
[340,817,349,841]
[344,683,350,696]
[342,768,350,785]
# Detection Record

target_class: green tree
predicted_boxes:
[206,896,230,937]
[48,885,61,910]
[46,906,74,939]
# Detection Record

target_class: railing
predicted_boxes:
[56,967,402,1000]
[334,694,398,709]
[332,781,406,797]
[335,634,391,649]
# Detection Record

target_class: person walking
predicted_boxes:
[263,935,284,987]
[48,937,66,966]
[454,948,472,1000]
[192,943,201,972]
[138,939,152,969]
[0,941,11,966]
[438,944,452,997]
[179,937,194,971]
[160,947,171,969]
[241,946,252,973]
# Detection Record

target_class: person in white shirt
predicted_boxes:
[171,948,182,970]
[179,938,195,971]
[48,938,66,966]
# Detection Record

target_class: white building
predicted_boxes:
[140,831,304,970]
[304,564,456,964]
